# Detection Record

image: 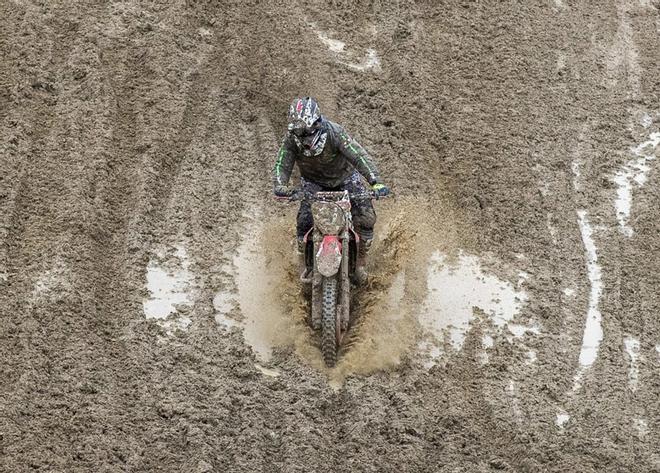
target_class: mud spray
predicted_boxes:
[214,199,421,381]
[222,196,526,386]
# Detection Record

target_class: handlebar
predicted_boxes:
[276,189,388,202]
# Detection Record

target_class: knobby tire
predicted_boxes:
[321,276,338,367]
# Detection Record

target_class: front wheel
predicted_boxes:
[321,276,338,367]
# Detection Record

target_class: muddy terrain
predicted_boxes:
[1,0,659,471]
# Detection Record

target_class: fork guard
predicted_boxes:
[316,235,342,277]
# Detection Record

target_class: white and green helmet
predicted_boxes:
[288,97,327,157]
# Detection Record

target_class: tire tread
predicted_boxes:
[321,277,338,367]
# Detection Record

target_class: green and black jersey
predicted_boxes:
[272,119,381,188]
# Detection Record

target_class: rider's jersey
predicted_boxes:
[272,119,381,189]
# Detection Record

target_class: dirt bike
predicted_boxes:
[282,189,383,367]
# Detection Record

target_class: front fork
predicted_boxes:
[339,228,350,331]
[310,228,350,333]
[310,231,322,330]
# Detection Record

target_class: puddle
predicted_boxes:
[507,380,523,423]
[213,290,238,328]
[640,113,653,128]
[418,251,529,362]
[613,131,660,237]
[556,410,570,428]
[480,334,494,364]
[344,49,381,72]
[307,21,345,53]
[508,323,541,338]
[254,364,280,378]
[143,245,193,333]
[634,418,649,438]
[574,211,603,379]
[315,30,345,52]
[307,21,381,73]
[571,159,582,190]
[31,256,71,303]
[418,340,443,369]
[555,54,566,74]
[546,213,558,245]
[624,336,640,391]
[526,350,537,364]
[197,27,213,38]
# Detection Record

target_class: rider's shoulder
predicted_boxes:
[321,118,340,132]
[281,131,296,147]
[322,119,347,141]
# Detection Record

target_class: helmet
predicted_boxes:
[287,97,327,156]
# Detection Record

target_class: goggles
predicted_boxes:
[288,118,322,138]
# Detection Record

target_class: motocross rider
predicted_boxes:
[272,96,390,284]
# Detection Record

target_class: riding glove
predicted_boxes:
[372,183,390,198]
[274,185,294,197]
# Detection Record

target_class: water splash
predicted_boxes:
[232,218,297,362]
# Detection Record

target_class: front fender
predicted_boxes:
[316,235,342,277]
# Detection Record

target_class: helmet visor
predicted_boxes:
[292,127,313,138]
[290,119,323,147]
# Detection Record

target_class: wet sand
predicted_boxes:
[1,0,659,471]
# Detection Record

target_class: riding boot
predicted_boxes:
[354,238,372,285]
[297,238,312,283]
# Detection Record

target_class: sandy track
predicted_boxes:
[1,0,659,471]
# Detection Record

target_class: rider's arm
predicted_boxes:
[272,134,296,187]
[335,126,381,185]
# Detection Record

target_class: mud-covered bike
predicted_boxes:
[279,189,386,366]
